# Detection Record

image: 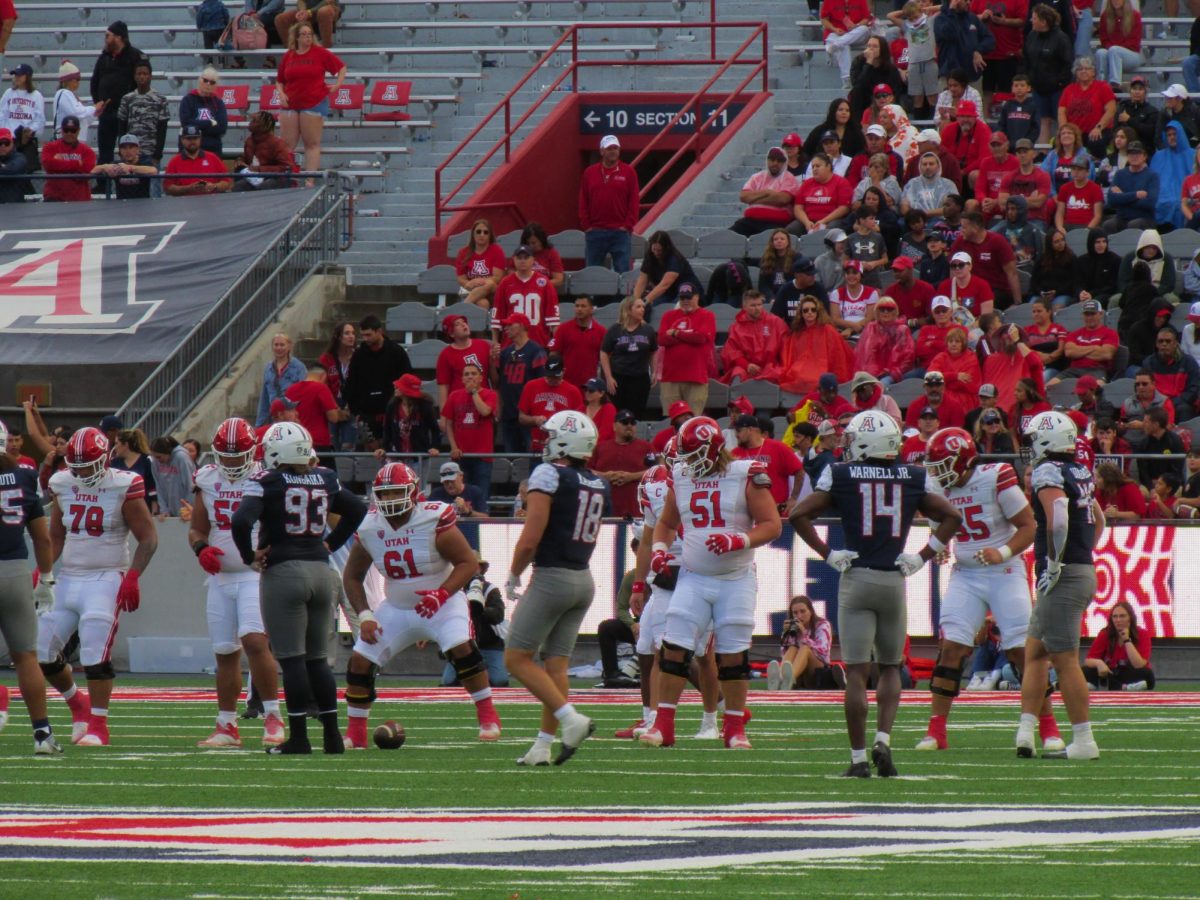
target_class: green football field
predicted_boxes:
[1,679,1199,899]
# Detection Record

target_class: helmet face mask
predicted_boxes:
[0,420,7,455]
[212,417,256,481]
[66,427,109,489]
[925,426,976,489]
[542,410,598,463]
[676,417,724,478]
[844,410,900,462]
[373,463,419,518]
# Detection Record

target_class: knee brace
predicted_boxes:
[930,664,963,698]
[450,644,487,682]
[39,657,67,677]
[717,650,751,682]
[658,641,694,679]
[84,661,115,681]
[345,664,377,704]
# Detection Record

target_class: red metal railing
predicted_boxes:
[433,18,768,236]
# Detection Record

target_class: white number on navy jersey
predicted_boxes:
[859,482,903,538]
[0,489,23,526]
[572,489,605,543]
[283,486,330,536]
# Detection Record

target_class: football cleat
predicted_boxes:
[198,722,242,749]
[638,727,673,748]
[478,721,502,742]
[0,709,7,735]
[727,733,752,750]
[915,735,946,751]
[343,733,367,751]
[614,719,646,739]
[1015,726,1036,759]
[1044,740,1100,760]
[0,684,8,733]
[71,720,90,744]
[554,713,595,765]
[34,734,64,756]
[766,660,782,691]
[872,741,899,777]
[516,744,552,767]
[262,713,286,746]
[1042,735,1066,754]
[964,673,988,691]
[76,718,110,746]
[693,723,720,740]
[842,761,871,778]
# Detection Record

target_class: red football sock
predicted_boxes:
[474,696,498,725]
[0,684,8,713]
[66,690,89,721]
[926,714,948,748]
[722,709,746,745]
[1038,714,1061,740]
[654,703,676,745]
[346,714,368,744]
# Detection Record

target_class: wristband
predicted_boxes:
[191,540,210,557]
[358,610,377,625]
[632,581,647,594]
[39,572,56,586]
[927,535,947,554]
[652,542,669,555]
[996,545,1013,562]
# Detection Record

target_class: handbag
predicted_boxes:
[218,13,268,53]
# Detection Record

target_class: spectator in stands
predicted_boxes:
[996,73,1040,149]
[731,415,807,514]
[972,132,1018,222]
[1075,227,1120,306]
[779,298,855,394]
[974,406,1016,456]
[1072,373,1116,420]
[884,258,931,330]
[149,436,196,518]
[0,0,15,71]
[197,0,230,62]
[40,115,94,202]
[820,0,873,89]
[731,147,799,237]
[1144,326,1200,421]
[1180,445,1200,509]
[1126,294,1174,373]
[436,314,491,411]
[275,20,345,185]
[582,378,615,443]
[850,124,906,186]
[849,370,903,422]
[758,229,796,299]
[599,297,655,420]
[179,67,228,158]
[1025,298,1069,370]
[579,134,638,272]
[494,313,545,454]
[848,37,905,120]
[812,130,853,176]
[1057,57,1116,160]
[492,245,560,347]
[804,98,865,161]
[1094,462,1146,520]
[90,21,146,171]
[938,249,994,318]
[997,138,1053,227]
[991,196,1040,267]
[900,152,958,222]
[790,153,853,236]
[518,222,564,291]
[54,60,102,142]
[972,0,1025,105]
[941,100,992,192]
[964,381,1008,432]
[720,289,787,384]
[1157,85,1200,150]
[1152,122,1193,231]
[547,296,605,392]
[1092,418,1133,473]
[441,556,507,687]
[233,110,295,191]
[829,259,879,339]
[952,211,1022,308]
[903,129,964,189]
[455,219,505,308]
[782,131,806,177]
[814,228,849,292]
[1183,147,1200,231]
[0,126,25,203]
[1118,369,1175,449]
[518,357,583,454]
[345,314,413,441]
[1183,302,1200,365]
[1100,124,1144,187]
[1029,229,1076,309]
[928,324,981,407]
[1023,5,1073,145]
[318,320,356,450]
[982,323,1045,420]
[632,230,699,306]
[657,283,716,414]
[377,373,439,460]
[918,227,952,287]
[116,62,167,191]
[110,428,158,514]
[1103,140,1157,232]
[847,208,889,286]
[275,0,341,49]
[441,362,496,499]
[886,1,939,118]
[934,0,994,85]
[913,294,956,374]
[1,63,42,176]
[1109,78,1157,162]
[590,410,654,518]
[1054,159,1104,232]
[1118,230,1178,302]
[1136,406,1187,490]
[164,124,232,195]
[879,103,919,164]
[1149,471,1184,516]
[285,361,345,454]
[1093,0,1144,94]
[650,401,693,454]
[429,461,487,518]
[1052,299,1117,383]
[853,296,915,386]
[91,132,157,199]
[797,372,856,422]
[1084,601,1155,691]
[905,369,967,428]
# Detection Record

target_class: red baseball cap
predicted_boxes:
[891,256,915,271]
[728,396,754,415]
[441,314,468,334]
[668,400,692,420]
[873,83,894,96]
[501,312,531,328]
[782,132,803,147]
[0,128,12,142]
[1073,374,1100,395]
[957,100,978,118]
[393,373,423,398]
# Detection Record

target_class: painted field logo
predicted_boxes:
[2,804,1199,871]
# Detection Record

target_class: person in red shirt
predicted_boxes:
[1082,601,1155,691]
[651,400,694,453]
[1054,159,1104,231]
[719,289,788,384]
[914,295,957,370]
[939,100,992,190]
[578,133,639,272]
[997,139,1055,224]
[284,362,345,452]
[547,296,606,391]
[889,256,936,327]
[583,378,616,442]
[1054,299,1119,382]
[40,115,95,202]
[790,153,853,234]
[730,415,807,514]
[1057,57,1117,158]
[436,314,493,410]
[898,405,940,463]
[971,0,1028,99]
[949,212,1021,307]
[981,324,1045,420]
[938,251,995,319]
[820,0,874,86]
[164,125,231,195]
[517,357,583,452]
[1182,150,1200,229]
[454,219,507,308]
[904,370,966,428]
[274,21,346,179]
[589,409,655,517]
[972,132,1019,221]
[441,362,498,500]
[491,244,560,348]
[657,283,716,415]
[254,397,301,446]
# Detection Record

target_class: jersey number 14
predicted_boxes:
[858,483,902,538]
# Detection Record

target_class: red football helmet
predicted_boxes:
[66,427,110,488]
[662,435,680,469]
[212,417,257,481]
[372,463,420,518]
[925,426,977,489]
[675,416,725,478]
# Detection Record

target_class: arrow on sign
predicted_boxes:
[583,111,601,127]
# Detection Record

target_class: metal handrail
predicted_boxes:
[116,180,348,438]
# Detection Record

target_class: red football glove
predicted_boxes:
[198,545,225,575]
[650,547,675,575]
[705,533,747,556]
[414,588,450,619]
[117,570,141,612]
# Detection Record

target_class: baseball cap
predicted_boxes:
[1074,374,1100,395]
[118,133,140,147]
[439,461,462,480]
[916,128,941,144]
[0,128,11,142]
[180,124,202,138]
[924,370,945,384]
[956,100,978,117]
[843,259,863,273]
[1188,301,1200,324]
[269,398,297,415]
[441,313,468,334]
[891,256,915,271]
[60,115,81,132]
[677,282,697,298]
[927,229,948,243]
[99,415,124,431]
[513,244,533,257]
[981,409,1002,424]
[792,254,815,274]
[875,297,898,309]
[500,312,531,328]
[979,383,997,398]
[733,414,760,429]
[615,409,638,424]
[544,357,564,376]
[1131,74,1148,86]
[668,400,692,420]
[728,396,755,415]
[1081,299,1102,313]
[849,371,879,392]
[600,134,621,149]
[782,132,803,146]
[873,84,895,97]
[584,377,606,392]
[8,64,32,77]
[1070,158,1090,169]
[817,419,837,438]
[818,373,839,392]
[393,373,423,398]
[820,129,840,143]
[1015,138,1035,151]
[766,146,786,161]
[951,251,972,265]
[824,228,848,244]
[919,406,939,418]
[931,295,952,310]
[1127,141,1147,154]
[866,124,887,138]
[1163,84,1189,100]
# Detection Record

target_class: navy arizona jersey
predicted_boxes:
[1031,459,1096,572]
[816,460,932,570]
[528,461,611,570]
[231,466,366,566]
[0,465,42,561]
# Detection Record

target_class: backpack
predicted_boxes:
[218,13,268,52]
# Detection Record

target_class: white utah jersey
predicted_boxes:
[944,462,1027,567]
[49,468,144,574]
[193,463,260,574]
[670,458,768,578]
[355,502,458,608]
[638,464,683,556]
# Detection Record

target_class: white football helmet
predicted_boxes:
[1025,410,1077,462]
[542,410,598,462]
[0,419,7,454]
[844,410,901,462]
[261,422,314,469]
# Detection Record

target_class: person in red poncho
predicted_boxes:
[926,324,981,410]
[778,296,855,395]
[720,290,789,384]
[981,322,1045,421]
[851,296,915,384]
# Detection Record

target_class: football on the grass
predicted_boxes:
[373,720,406,749]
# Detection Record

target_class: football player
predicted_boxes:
[790,410,961,777]
[1017,411,1105,760]
[39,427,159,746]
[0,421,61,754]
[504,410,611,767]
[189,418,286,749]
[231,422,366,755]
[341,463,500,748]
[639,416,782,751]
[916,427,1064,753]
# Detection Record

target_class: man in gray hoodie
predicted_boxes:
[989,195,1040,267]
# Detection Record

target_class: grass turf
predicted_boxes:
[1,678,1198,898]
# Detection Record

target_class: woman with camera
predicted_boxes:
[767,595,834,690]
[1083,601,1155,691]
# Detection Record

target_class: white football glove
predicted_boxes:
[32,581,55,615]
[825,549,858,573]
[896,552,926,577]
[505,572,523,604]
[1036,560,1063,596]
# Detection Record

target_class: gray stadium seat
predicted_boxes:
[353,456,384,485]
[779,391,804,410]
[710,303,739,333]
[1163,229,1200,261]
[496,230,522,256]
[1171,303,1192,331]
[386,302,438,339]
[1004,303,1036,328]
[729,380,780,411]
[769,416,788,438]
[618,269,640,297]
[1108,230,1141,258]
[647,382,662,413]
[706,379,729,411]
[690,265,713,294]
[1104,377,1135,408]
[1065,229,1089,255]
[695,229,749,261]
[417,265,460,302]
[489,458,512,484]
[593,303,623,328]
[667,230,698,257]
[437,301,490,333]
[335,456,356,484]
[407,339,445,369]
[510,457,531,486]
[1056,304,1087,332]
[1047,380,1080,408]
[887,379,927,412]
[566,266,620,299]
[799,230,830,258]
[549,229,586,261]
[630,233,648,261]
